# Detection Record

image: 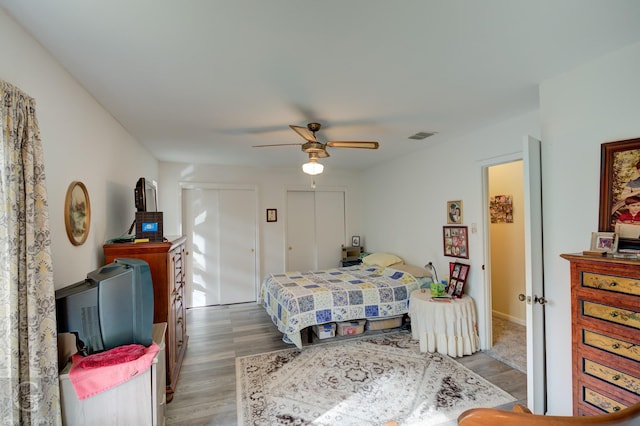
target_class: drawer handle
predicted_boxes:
[613,406,621,412]
[612,374,621,381]
[612,343,620,349]
[609,281,618,287]
[610,311,619,318]
[177,317,183,324]
[178,340,183,347]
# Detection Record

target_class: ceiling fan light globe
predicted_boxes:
[302,161,324,175]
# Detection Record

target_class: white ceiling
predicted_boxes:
[3,1,640,171]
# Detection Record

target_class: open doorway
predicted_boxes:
[486,160,527,374]
[481,136,546,413]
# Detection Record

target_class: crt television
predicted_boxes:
[55,258,154,355]
[135,177,158,212]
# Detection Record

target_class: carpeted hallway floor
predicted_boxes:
[484,315,526,373]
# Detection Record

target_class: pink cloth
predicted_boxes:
[68,343,160,400]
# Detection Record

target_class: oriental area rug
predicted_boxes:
[236,332,515,425]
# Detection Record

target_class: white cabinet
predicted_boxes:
[59,323,167,425]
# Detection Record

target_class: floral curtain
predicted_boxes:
[0,80,61,424]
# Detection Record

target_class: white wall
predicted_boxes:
[159,162,364,277]
[0,8,158,289]
[540,41,640,414]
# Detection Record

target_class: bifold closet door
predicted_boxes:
[286,191,316,272]
[183,188,257,308]
[218,189,256,305]
[315,191,346,270]
[286,190,345,272]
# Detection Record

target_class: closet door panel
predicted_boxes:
[286,191,316,272]
[219,189,257,304]
[183,188,220,308]
[315,191,345,269]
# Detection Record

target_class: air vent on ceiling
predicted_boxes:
[408,131,437,140]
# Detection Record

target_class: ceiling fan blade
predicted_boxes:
[326,141,379,149]
[252,143,302,148]
[290,125,317,142]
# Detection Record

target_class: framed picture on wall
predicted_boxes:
[64,181,91,246]
[599,137,640,249]
[266,208,277,222]
[447,200,463,224]
[443,226,469,259]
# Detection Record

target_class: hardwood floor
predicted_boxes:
[165,303,527,425]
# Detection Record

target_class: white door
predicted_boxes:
[183,188,220,307]
[219,189,256,304]
[287,191,316,271]
[286,190,346,272]
[522,136,546,413]
[183,187,257,307]
[315,191,345,270]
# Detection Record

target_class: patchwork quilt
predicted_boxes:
[260,264,420,348]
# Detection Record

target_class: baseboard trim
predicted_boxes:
[492,310,526,326]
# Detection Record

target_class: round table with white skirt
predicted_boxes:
[408,290,479,357]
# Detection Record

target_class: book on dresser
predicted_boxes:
[104,235,188,402]
[561,253,640,416]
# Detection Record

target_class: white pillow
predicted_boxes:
[391,263,432,278]
[362,252,404,267]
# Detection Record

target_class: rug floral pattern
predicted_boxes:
[236,332,515,425]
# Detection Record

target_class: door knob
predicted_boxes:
[288,246,292,251]
[518,293,526,302]
[535,295,547,305]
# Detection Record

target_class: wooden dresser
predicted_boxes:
[104,235,188,401]
[561,253,640,415]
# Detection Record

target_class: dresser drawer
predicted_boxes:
[581,384,629,414]
[582,272,640,296]
[583,329,640,362]
[583,358,640,396]
[582,301,640,330]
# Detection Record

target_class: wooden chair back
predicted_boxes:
[457,403,640,425]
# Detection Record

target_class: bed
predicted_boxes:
[260,253,432,348]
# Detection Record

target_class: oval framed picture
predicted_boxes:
[64,181,91,246]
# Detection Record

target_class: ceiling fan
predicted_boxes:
[253,122,379,175]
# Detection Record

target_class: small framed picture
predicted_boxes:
[590,232,618,253]
[447,200,463,224]
[64,181,91,246]
[459,264,469,281]
[447,279,457,296]
[352,235,360,247]
[443,226,469,259]
[266,208,277,222]
[447,262,469,298]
